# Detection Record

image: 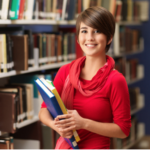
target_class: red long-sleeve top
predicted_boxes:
[41,63,131,149]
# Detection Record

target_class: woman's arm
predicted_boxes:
[39,108,73,139]
[54,110,127,139]
[38,108,55,129]
[83,118,127,139]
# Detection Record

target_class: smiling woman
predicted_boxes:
[76,6,115,53]
[39,6,131,149]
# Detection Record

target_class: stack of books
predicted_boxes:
[35,78,80,149]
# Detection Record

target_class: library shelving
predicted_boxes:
[0,0,148,149]
[0,61,71,78]
[0,20,145,149]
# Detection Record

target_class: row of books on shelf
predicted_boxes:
[0,0,77,20]
[114,0,149,22]
[115,58,144,82]
[108,27,144,56]
[32,32,76,65]
[0,29,76,73]
[119,27,143,53]
[0,135,14,149]
[129,87,144,111]
[0,72,55,133]
[111,116,145,149]
[0,121,42,149]
[0,0,148,22]
[0,84,34,133]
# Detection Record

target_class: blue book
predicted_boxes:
[35,79,79,149]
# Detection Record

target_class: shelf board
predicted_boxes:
[0,20,142,25]
[116,21,141,26]
[58,20,76,25]
[8,20,76,25]
[0,61,71,78]
[123,136,143,149]
[131,106,144,115]
[11,19,58,25]
[16,116,39,129]
[0,19,11,24]
[109,49,144,58]
[127,76,143,85]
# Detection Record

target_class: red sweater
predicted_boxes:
[41,63,131,149]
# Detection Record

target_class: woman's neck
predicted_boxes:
[80,54,107,80]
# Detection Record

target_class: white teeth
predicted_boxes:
[86,45,96,47]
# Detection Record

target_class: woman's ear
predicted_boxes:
[107,37,113,45]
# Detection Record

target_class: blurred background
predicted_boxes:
[0,0,149,149]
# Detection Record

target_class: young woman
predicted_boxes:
[39,6,131,149]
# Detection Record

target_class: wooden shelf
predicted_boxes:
[0,61,71,78]
[0,20,11,24]
[131,106,144,115]
[0,19,141,25]
[123,136,143,149]
[127,76,144,85]
[117,21,141,26]
[109,49,144,58]
[16,116,39,129]
[11,19,58,25]
[0,19,76,25]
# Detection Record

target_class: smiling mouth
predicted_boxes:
[85,44,97,47]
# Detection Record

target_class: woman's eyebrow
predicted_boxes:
[80,27,87,29]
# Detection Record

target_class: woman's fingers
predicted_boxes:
[55,117,73,125]
[55,121,74,129]
[58,125,76,132]
[56,114,72,120]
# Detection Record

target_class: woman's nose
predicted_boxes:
[87,32,94,41]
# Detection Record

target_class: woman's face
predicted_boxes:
[78,22,109,57]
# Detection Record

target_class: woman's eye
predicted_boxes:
[81,30,87,33]
[94,30,100,33]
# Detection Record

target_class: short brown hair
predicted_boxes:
[76,6,115,53]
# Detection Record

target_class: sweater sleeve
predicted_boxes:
[110,72,131,136]
[41,64,69,108]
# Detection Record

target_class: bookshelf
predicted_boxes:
[0,61,71,78]
[0,0,148,149]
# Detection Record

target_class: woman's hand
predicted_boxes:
[54,117,73,139]
[54,110,84,134]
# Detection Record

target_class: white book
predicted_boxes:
[62,0,67,20]
[1,0,9,20]
[113,24,120,55]
[0,35,3,72]
[137,1,149,21]
[83,0,90,10]
[24,0,34,20]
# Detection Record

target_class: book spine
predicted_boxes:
[10,0,20,20]
[1,0,9,20]
[0,0,2,19]
[7,0,12,19]
[24,0,34,20]
[18,0,25,19]
[3,34,7,73]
